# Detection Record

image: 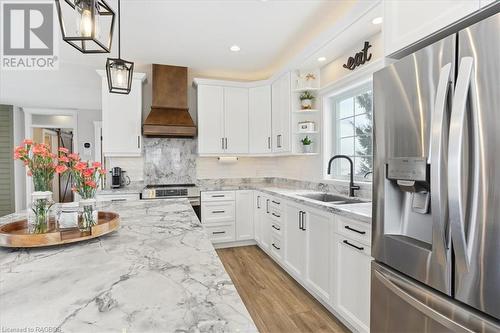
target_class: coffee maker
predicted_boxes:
[110,167,130,188]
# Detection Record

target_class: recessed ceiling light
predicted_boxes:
[230,45,241,52]
[372,17,383,25]
[317,56,326,62]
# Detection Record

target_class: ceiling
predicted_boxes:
[59,0,358,80]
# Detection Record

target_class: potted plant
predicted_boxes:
[300,136,313,154]
[13,139,68,233]
[299,91,315,109]
[59,151,106,232]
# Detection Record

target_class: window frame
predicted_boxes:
[323,80,373,183]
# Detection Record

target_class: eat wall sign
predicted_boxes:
[343,41,372,71]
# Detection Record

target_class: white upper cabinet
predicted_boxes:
[249,86,272,154]
[224,87,249,154]
[197,85,225,154]
[384,0,480,56]
[100,72,146,157]
[272,73,291,152]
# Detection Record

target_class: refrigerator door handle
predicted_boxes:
[430,63,452,265]
[448,57,479,272]
[373,268,473,333]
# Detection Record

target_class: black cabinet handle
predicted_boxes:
[272,243,280,250]
[301,211,306,231]
[211,194,225,198]
[221,138,224,150]
[257,195,261,209]
[272,212,280,218]
[272,200,280,205]
[298,211,302,230]
[268,137,271,149]
[212,210,225,214]
[137,136,141,148]
[266,199,270,214]
[111,198,126,202]
[345,225,366,235]
[225,137,228,150]
[343,240,364,251]
[272,224,280,231]
[213,231,226,235]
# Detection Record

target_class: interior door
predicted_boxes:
[224,87,249,154]
[197,85,224,154]
[451,12,500,320]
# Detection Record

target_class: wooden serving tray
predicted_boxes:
[0,211,120,248]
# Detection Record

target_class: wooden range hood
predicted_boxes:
[143,64,197,137]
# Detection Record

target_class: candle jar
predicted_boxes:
[78,198,98,232]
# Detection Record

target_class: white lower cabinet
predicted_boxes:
[332,232,371,333]
[260,196,272,251]
[284,203,306,279]
[304,209,332,303]
[235,190,254,241]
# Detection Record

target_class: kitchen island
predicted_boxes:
[0,199,257,333]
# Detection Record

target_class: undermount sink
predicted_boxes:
[297,193,365,205]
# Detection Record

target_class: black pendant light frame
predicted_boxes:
[55,0,116,54]
[105,0,134,94]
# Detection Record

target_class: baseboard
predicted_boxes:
[213,239,257,249]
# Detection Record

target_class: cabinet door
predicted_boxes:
[197,85,224,154]
[332,233,371,333]
[224,87,249,153]
[284,203,306,278]
[271,73,291,152]
[260,196,271,251]
[249,86,272,153]
[305,209,331,302]
[384,0,479,56]
[254,192,263,243]
[102,78,142,156]
[235,190,254,240]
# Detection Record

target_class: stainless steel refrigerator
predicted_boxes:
[371,10,500,333]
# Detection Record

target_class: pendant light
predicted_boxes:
[105,0,134,94]
[55,0,115,53]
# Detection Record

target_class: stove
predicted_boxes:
[141,184,201,219]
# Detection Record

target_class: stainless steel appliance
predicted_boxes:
[110,167,130,189]
[141,184,201,220]
[372,10,500,332]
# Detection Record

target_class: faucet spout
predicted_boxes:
[327,155,360,197]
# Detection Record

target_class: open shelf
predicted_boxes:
[294,109,319,113]
[293,87,320,92]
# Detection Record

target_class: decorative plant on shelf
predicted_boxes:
[13,139,68,233]
[59,151,106,232]
[299,91,315,109]
[300,136,313,154]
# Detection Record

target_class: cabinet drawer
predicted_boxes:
[269,197,282,211]
[205,224,235,243]
[270,235,283,261]
[337,234,371,257]
[96,193,140,202]
[337,216,371,246]
[201,191,235,202]
[202,201,235,224]
[270,218,282,236]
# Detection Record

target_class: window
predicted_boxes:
[328,83,373,181]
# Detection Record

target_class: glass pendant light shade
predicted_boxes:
[105,0,134,94]
[55,0,115,53]
[106,58,134,94]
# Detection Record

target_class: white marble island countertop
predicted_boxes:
[0,200,257,333]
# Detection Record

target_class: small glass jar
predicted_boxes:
[78,198,98,232]
[28,191,54,234]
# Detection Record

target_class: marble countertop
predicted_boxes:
[0,200,257,333]
[199,183,372,224]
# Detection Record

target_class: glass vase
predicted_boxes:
[28,191,53,234]
[78,199,98,232]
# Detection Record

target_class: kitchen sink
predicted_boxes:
[297,193,365,205]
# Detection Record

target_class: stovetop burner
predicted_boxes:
[144,184,196,189]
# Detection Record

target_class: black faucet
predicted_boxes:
[327,155,360,197]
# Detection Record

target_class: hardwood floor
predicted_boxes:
[216,245,350,333]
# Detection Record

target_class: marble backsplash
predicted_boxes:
[143,138,197,184]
